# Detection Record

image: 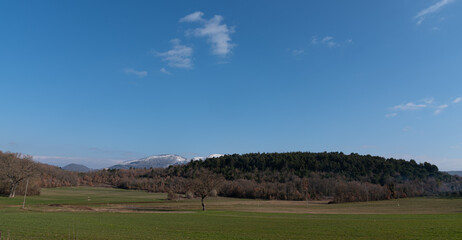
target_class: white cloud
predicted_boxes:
[160,67,171,75]
[155,39,193,69]
[392,102,427,111]
[180,11,235,56]
[124,68,147,78]
[311,36,352,48]
[434,104,448,115]
[415,0,455,25]
[312,36,336,47]
[180,11,205,23]
[388,97,460,117]
[385,113,398,118]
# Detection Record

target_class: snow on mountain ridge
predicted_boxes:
[109,154,224,169]
[143,154,187,161]
[110,154,187,169]
[121,154,186,164]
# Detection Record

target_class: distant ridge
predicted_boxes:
[109,154,187,169]
[108,154,225,169]
[447,171,462,177]
[63,163,91,173]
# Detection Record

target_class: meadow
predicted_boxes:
[0,187,461,239]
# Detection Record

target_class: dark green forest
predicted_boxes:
[2,151,461,203]
[171,152,449,184]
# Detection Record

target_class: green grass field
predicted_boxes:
[1,187,461,239]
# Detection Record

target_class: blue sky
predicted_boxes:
[1,0,461,170]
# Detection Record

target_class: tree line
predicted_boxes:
[0,151,80,198]
[170,152,449,183]
[1,151,461,204]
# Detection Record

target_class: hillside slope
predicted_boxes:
[63,163,91,172]
[110,154,187,169]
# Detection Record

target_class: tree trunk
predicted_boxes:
[201,197,205,211]
[9,183,17,198]
[22,178,29,209]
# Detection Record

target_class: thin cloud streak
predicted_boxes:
[311,36,352,48]
[434,104,448,115]
[415,0,455,25]
[124,68,147,78]
[392,102,427,111]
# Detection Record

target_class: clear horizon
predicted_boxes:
[1,0,461,170]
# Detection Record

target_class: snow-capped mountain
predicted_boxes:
[109,154,188,169]
[191,154,225,161]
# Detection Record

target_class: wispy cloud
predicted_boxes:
[312,36,353,48]
[312,36,336,47]
[415,0,455,25]
[160,67,171,75]
[387,97,461,118]
[124,68,147,78]
[180,11,235,56]
[385,113,398,118]
[180,11,205,22]
[434,104,448,115]
[155,39,193,69]
[387,99,429,119]
[392,102,427,111]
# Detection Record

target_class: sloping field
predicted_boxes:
[0,187,461,239]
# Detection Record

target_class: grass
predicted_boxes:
[0,187,461,239]
[0,187,166,206]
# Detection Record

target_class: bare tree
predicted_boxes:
[0,151,36,198]
[190,169,223,211]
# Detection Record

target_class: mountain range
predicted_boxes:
[108,154,224,169]
[447,171,462,177]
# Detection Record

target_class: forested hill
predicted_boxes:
[171,152,453,184]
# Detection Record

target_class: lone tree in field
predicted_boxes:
[190,169,223,211]
[0,151,36,198]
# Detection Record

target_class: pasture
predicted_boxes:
[0,187,461,239]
